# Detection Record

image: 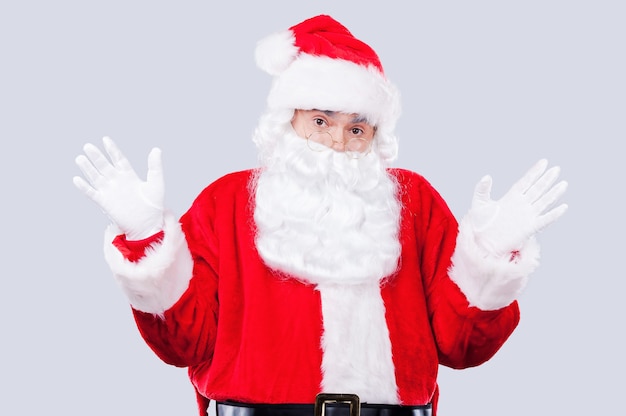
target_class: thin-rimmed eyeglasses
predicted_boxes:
[306,131,372,159]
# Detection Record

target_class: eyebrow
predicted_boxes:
[319,110,369,124]
[351,114,369,124]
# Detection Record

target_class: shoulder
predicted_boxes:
[389,168,430,188]
[185,169,256,215]
[388,168,441,201]
[195,169,256,199]
[388,168,454,220]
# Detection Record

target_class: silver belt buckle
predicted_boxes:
[315,393,360,416]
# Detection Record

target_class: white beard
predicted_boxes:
[252,125,403,403]
[252,129,401,286]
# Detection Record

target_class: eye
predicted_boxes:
[313,117,328,128]
[351,127,364,135]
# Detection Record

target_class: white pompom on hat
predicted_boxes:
[255,15,401,136]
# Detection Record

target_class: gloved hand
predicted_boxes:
[468,158,568,257]
[73,136,165,240]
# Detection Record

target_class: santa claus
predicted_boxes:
[73,14,568,416]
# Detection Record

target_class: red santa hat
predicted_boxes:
[255,15,401,133]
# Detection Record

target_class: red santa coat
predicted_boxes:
[112,168,519,415]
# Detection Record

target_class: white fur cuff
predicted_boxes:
[103,211,194,315]
[448,215,541,310]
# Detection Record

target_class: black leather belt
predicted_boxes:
[216,394,432,416]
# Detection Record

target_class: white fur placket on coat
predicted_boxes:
[317,282,399,404]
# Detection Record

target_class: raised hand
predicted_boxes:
[73,136,165,240]
[468,159,568,257]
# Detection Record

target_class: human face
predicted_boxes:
[291,109,376,155]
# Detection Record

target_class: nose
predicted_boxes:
[329,129,347,151]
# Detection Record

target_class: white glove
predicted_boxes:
[73,136,165,240]
[468,158,568,257]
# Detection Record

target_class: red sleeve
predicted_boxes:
[395,168,519,369]
[130,198,220,368]
[112,231,165,262]
[425,197,519,369]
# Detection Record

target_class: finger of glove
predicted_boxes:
[472,175,493,206]
[532,180,568,215]
[72,175,98,201]
[534,203,568,233]
[511,158,549,194]
[525,165,561,204]
[83,142,116,177]
[146,147,164,187]
[143,147,165,208]
[75,153,104,186]
[103,136,134,171]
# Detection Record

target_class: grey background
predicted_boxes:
[1,1,623,415]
